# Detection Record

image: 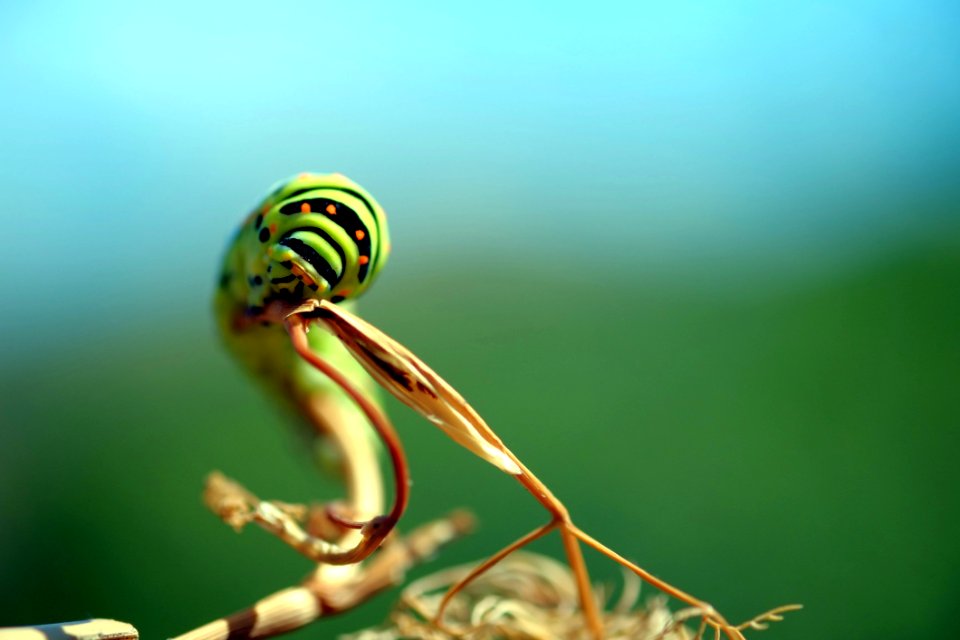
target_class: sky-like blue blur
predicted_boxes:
[1,0,958,333]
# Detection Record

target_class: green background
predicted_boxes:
[1,2,959,640]
[3,237,958,640]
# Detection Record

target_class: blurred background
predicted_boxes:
[1,2,958,639]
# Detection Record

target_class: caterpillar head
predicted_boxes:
[232,173,391,309]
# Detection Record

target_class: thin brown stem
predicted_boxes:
[286,314,410,558]
[510,457,604,640]
[433,520,558,629]
[570,526,744,640]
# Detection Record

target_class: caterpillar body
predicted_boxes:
[213,172,393,537]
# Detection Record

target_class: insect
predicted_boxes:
[179,172,795,640]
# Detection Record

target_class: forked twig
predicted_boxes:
[734,605,803,631]
[203,471,390,564]
[686,603,802,640]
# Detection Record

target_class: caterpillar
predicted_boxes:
[179,172,793,640]
[217,172,388,308]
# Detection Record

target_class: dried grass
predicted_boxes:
[344,552,696,640]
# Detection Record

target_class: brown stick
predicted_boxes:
[433,520,558,629]
[284,313,410,562]
[512,458,605,640]
[0,620,138,640]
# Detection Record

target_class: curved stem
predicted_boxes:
[286,314,410,560]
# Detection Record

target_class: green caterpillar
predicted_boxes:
[217,171,389,308]
[183,172,478,640]
[215,171,388,394]
[200,173,785,640]
[212,171,394,532]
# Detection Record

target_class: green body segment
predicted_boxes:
[219,172,390,310]
[213,172,392,485]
